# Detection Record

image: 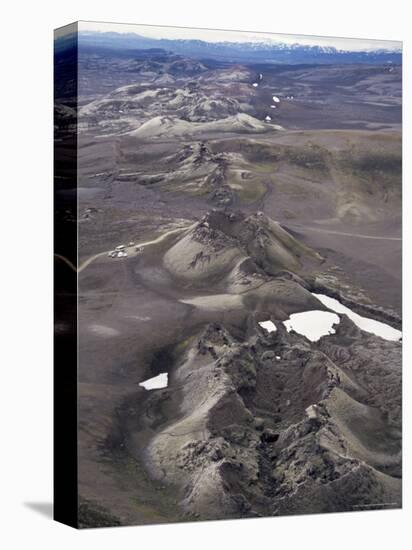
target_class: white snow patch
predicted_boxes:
[259,320,277,333]
[139,372,168,390]
[265,115,272,122]
[252,83,259,87]
[272,96,281,103]
[270,105,277,109]
[283,311,339,342]
[313,293,402,342]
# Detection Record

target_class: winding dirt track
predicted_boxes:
[286,224,402,241]
[55,225,193,274]
[55,222,401,275]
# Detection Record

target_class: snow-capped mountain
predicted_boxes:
[72,31,402,65]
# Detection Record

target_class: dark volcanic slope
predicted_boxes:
[75,210,401,525]
[54,41,403,526]
[74,48,401,131]
[135,318,401,519]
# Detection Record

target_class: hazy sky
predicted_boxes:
[75,20,401,52]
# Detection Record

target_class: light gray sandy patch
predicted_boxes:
[89,324,120,337]
[127,315,152,321]
[180,294,243,311]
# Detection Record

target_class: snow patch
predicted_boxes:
[283,311,339,342]
[313,293,402,342]
[139,373,168,390]
[259,320,277,333]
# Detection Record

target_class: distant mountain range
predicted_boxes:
[55,31,403,65]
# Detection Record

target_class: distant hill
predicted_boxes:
[63,30,404,65]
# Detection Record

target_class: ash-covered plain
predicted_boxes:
[55,37,402,526]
